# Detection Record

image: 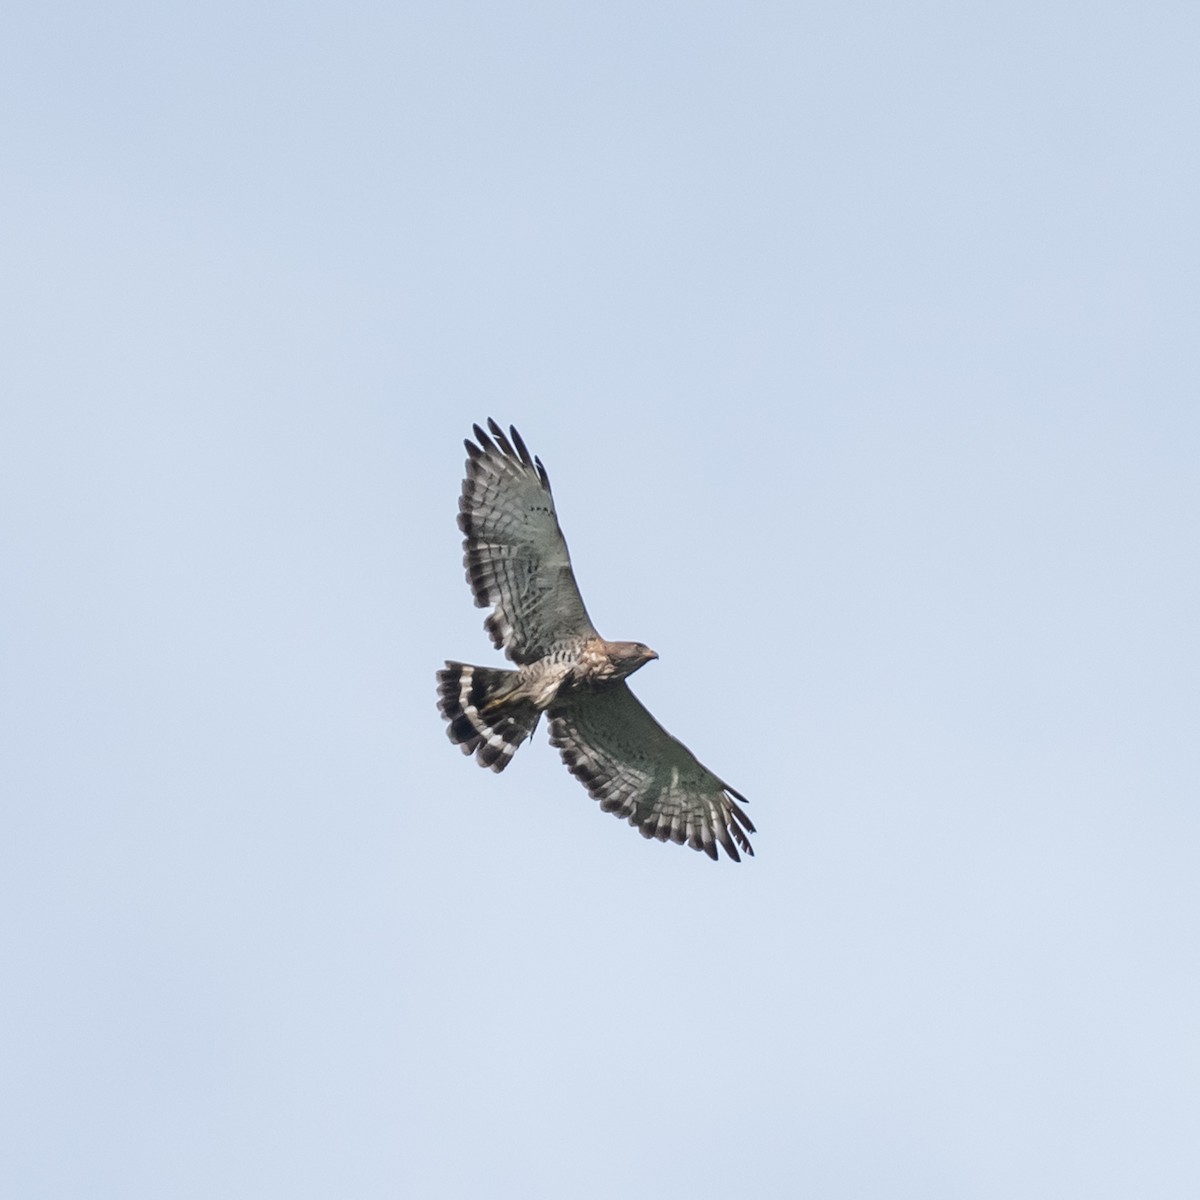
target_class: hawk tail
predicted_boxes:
[437,662,540,772]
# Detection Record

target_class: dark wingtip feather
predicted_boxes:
[725,790,756,837]
[470,420,550,490]
[488,419,517,459]
[715,822,742,863]
[509,425,534,467]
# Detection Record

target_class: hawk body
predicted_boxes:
[437,420,754,861]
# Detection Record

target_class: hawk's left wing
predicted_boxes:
[548,684,755,861]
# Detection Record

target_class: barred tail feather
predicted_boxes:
[436,662,540,772]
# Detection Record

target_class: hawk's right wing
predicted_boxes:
[547,683,755,861]
[459,420,597,664]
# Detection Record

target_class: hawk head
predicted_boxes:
[606,641,659,678]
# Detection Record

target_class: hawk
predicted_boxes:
[437,419,755,861]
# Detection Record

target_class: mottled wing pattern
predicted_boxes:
[548,683,755,861]
[459,420,597,664]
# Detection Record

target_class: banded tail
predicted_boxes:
[436,662,540,772]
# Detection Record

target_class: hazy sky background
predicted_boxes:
[3,3,1198,1197]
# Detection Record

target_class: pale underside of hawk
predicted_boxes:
[436,419,754,861]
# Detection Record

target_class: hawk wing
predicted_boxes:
[459,420,597,664]
[548,683,754,861]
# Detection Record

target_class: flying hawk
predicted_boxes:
[437,420,755,861]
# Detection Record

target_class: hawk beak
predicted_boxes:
[646,649,659,661]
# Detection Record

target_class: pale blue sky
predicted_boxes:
[3,3,1199,1197]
